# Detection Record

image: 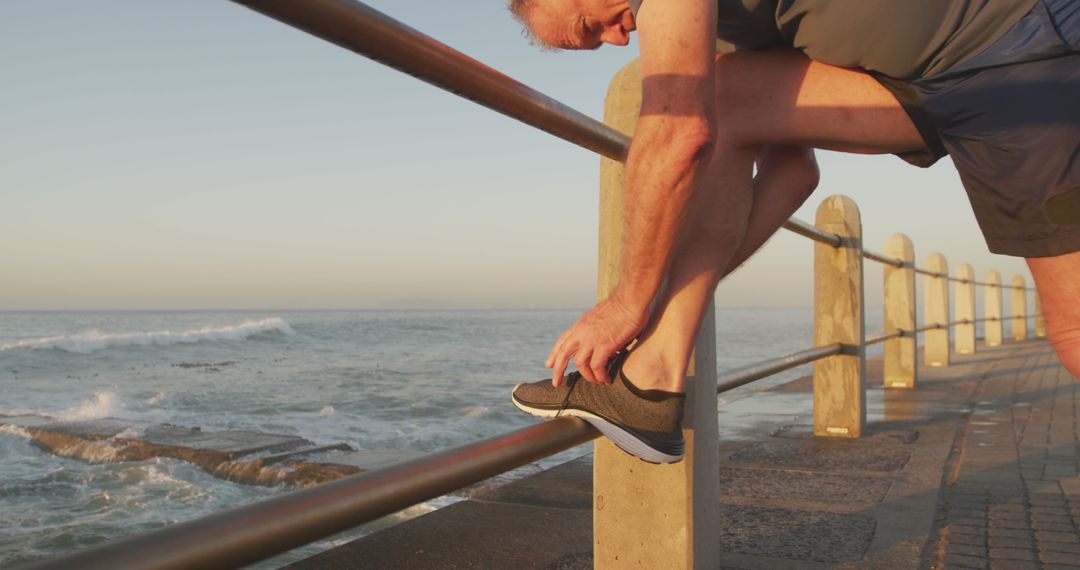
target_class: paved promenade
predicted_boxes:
[290,339,1080,569]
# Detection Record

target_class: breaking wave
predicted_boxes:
[58,391,125,421]
[0,318,294,354]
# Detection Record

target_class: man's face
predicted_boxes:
[526,0,637,50]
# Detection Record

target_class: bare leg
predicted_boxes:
[622,50,926,392]
[1027,251,1080,378]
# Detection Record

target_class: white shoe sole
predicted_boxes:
[512,385,683,464]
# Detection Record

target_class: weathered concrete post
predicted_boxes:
[924,253,950,367]
[883,234,916,389]
[594,59,720,569]
[1012,275,1028,341]
[985,271,1003,346]
[955,264,976,355]
[813,195,865,438]
[1035,292,1047,338]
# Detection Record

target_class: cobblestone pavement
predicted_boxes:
[930,343,1080,570]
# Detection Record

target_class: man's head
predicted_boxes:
[509,0,636,50]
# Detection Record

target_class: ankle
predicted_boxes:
[623,347,685,393]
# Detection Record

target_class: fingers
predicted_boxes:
[573,348,596,383]
[591,350,613,384]
[548,329,573,387]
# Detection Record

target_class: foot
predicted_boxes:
[511,352,685,464]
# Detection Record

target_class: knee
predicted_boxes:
[767,146,820,200]
[1046,321,1080,380]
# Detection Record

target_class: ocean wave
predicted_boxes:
[0,318,294,354]
[58,391,125,421]
[0,424,31,440]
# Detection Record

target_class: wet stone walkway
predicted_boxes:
[929,345,1080,570]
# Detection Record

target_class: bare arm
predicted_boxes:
[616,0,718,309]
[546,0,717,385]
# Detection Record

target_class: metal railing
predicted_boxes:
[28,0,1044,568]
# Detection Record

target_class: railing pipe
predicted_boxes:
[913,267,947,279]
[866,329,904,346]
[782,218,842,247]
[716,343,842,393]
[229,0,631,160]
[863,248,904,267]
[25,418,598,570]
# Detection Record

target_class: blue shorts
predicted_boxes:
[872,0,1080,257]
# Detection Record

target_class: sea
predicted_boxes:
[0,308,883,568]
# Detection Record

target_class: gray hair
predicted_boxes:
[507,0,559,49]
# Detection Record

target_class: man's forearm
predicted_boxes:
[616,116,715,310]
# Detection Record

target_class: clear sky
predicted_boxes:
[2,1,1033,310]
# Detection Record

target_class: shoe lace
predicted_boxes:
[554,350,625,418]
[554,372,581,418]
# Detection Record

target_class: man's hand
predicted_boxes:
[546,292,648,387]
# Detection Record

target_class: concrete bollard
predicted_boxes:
[985,271,1003,346]
[594,59,720,570]
[1035,292,1047,338]
[955,264,976,355]
[924,253,950,367]
[813,195,866,438]
[1012,276,1028,341]
[883,234,917,389]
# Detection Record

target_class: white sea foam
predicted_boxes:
[0,318,294,354]
[147,392,167,407]
[0,407,37,417]
[58,391,125,421]
[0,424,31,439]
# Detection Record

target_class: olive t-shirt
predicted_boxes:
[627,0,1039,79]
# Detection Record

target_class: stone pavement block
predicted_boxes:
[988,547,1036,561]
[952,533,988,546]
[1027,480,1063,494]
[952,524,988,536]
[944,553,989,568]
[1032,505,1071,517]
[1037,531,1080,544]
[1033,513,1073,525]
[953,516,989,527]
[989,537,1034,550]
[1061,479,1080,496]
[989,561,1039,570]
[948,543,988,557]
[989,528,1030,540]
[1035,522,1076,533]
[990,518,1031,530]
[1040,542,1080,554]
[1045,465,1078,479]
[1042,550,1080,565]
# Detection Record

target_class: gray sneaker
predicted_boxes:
[511,352,685,464]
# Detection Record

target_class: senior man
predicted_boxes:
[509,0,1080,464]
